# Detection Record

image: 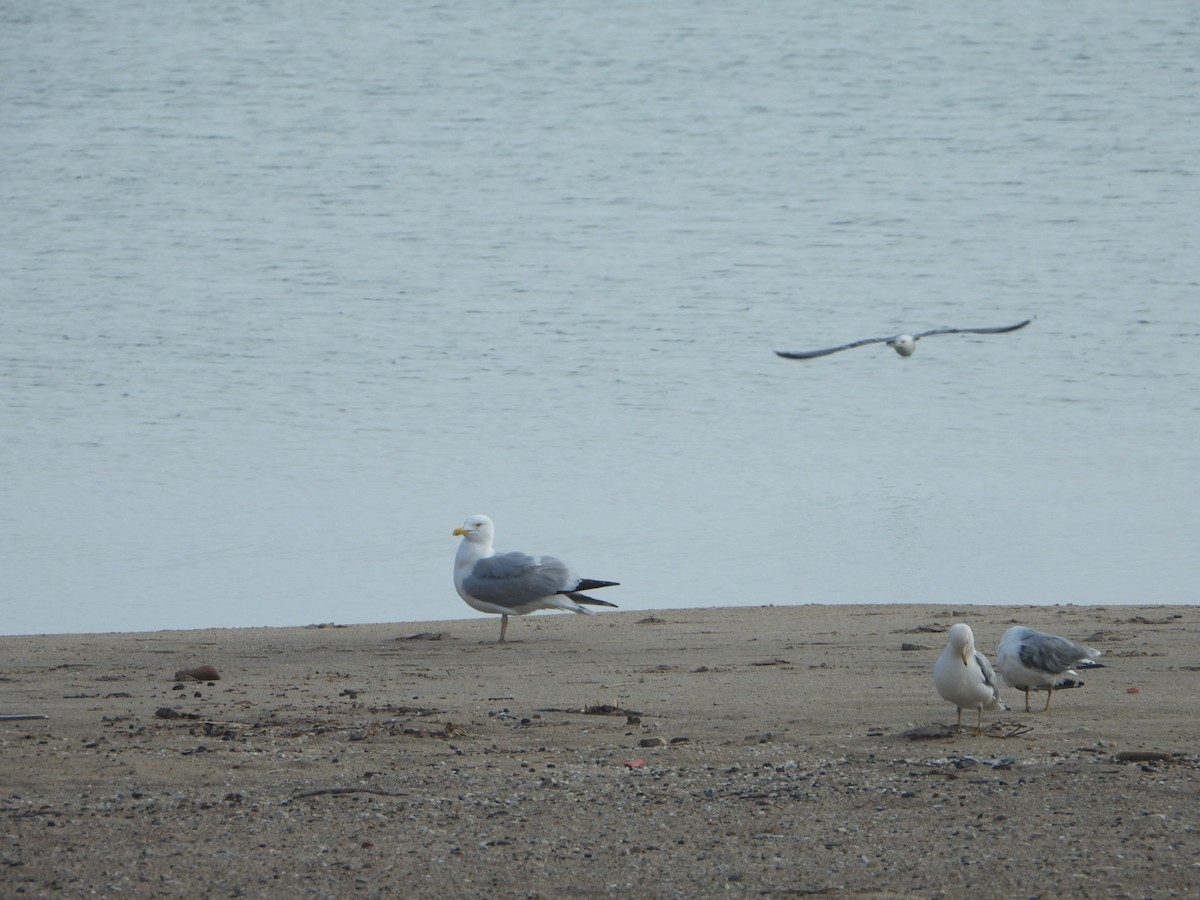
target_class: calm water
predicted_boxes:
[3,2,1198,635]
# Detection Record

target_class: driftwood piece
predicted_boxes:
[292,786,405,800]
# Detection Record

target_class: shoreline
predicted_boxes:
[3,603,1197,897]
[7,597,1199,641]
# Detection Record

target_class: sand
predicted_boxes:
[2,604,1198,898]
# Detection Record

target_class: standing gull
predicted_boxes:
[452,514,619,642]
[775,318,1032,359]
[933,623,1004,734]
[995,626,1104,712]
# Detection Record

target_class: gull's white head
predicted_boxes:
[888,335,917,357]
[453,514,495,544]
[946,623,975,665]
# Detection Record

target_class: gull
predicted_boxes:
[933,623,1004,734]
[452,514,618,642]
[995,626,1104,712]
[775,318,1032,359]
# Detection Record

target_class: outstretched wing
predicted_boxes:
[914,319,1032,340]
[775,335,895,360]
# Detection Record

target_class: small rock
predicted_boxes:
[174,666,220,682]
[1115,750,1171,763]
[154,707,201,720]
[902,724,957,741]
[639,737,666,748]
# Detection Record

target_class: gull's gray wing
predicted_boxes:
[462,552,571,609]
[775,335,895,360]
[1017,632,1097,675]
[913,319,1032,340]
[975,651,1002,703]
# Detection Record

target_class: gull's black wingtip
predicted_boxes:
[775,348,829,360]
[565,593,619,608]
[574,578,620,592]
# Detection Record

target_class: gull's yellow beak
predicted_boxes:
[961,651,970,666]
[453,526,469,536]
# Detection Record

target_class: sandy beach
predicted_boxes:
[2,603,1198,898]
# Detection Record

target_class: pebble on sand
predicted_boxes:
[174,665,221,682]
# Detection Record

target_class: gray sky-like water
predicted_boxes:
[3,1,1198,634]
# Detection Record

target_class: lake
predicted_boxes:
[2,1,1197,635]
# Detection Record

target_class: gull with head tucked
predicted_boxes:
[996,626,1104,712]
[933,623,1004,734]
[452,514,619,643]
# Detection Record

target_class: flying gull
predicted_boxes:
[995,626,1104,712]
[933,623,1004,734]
[775,318,1032,359]
[452,514,619,642]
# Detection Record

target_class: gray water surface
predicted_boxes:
[3,1,1198,634]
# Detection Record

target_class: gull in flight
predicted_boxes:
[933,623,1005,734]
[775,318,1032,359]
[452,514,619,642]
[995,626,1104,712]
